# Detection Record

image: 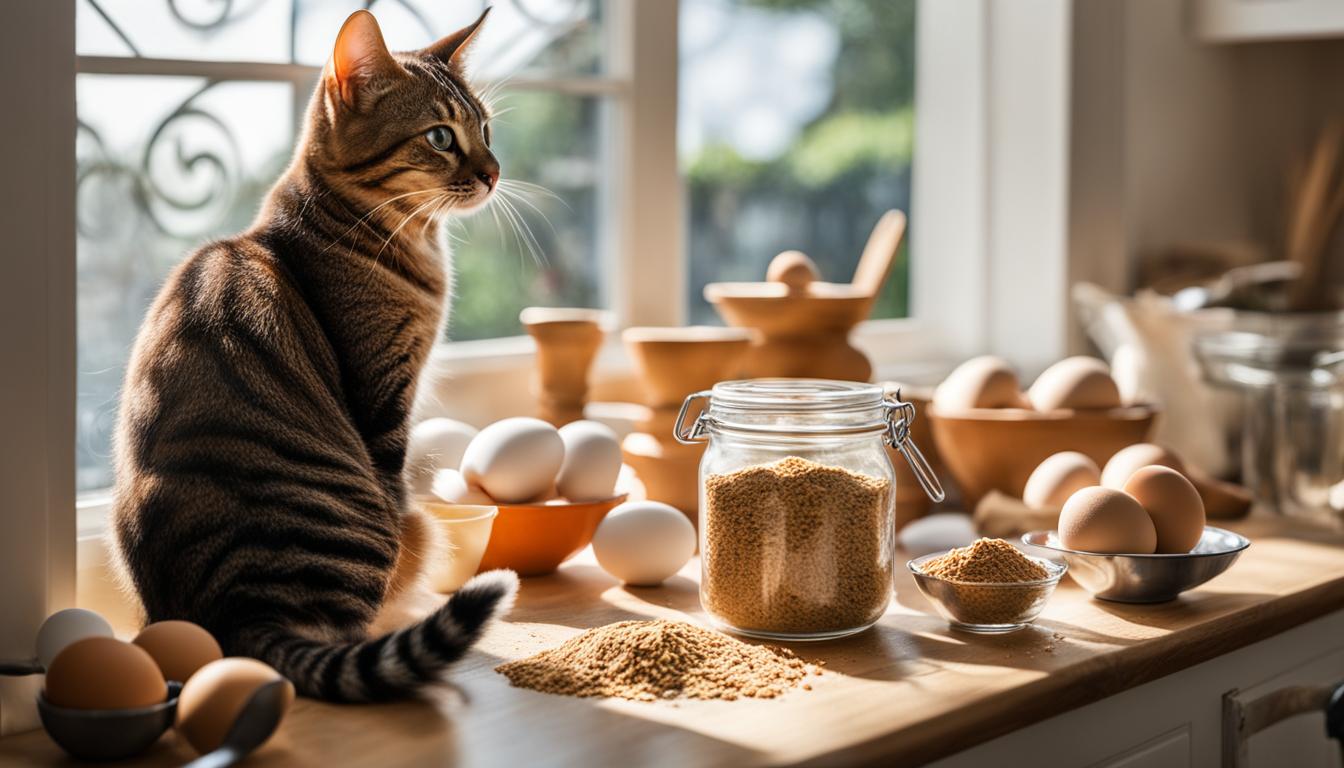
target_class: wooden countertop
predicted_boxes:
[4,516,1344,767]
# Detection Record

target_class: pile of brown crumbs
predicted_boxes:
[495,620,818,702]
[921,538,1048,583]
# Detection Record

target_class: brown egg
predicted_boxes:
[44,637,167,711]
[1023,452,1102,509]
[1124,466,1205,554]
[933,356,1028,410]
[1059,486,1156,554]
[1028,357,1122,412]
[177,658,294,754]
[133,621,223,684]
[1101,443,1186,489]
[765,250,819,291]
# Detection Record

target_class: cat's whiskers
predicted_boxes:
[420,193,458,241]
[497,178,565,204]
[489,192,547,268]
[320,187,447,255]
[371,193,451,269]
[477,76,514,111]
[343,192,450,311]
[496,185,561,230]
[496,183,564,247]
[495,190,558,270]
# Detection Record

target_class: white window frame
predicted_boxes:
[1,0,76,737]
[72,0,1086,525]
[63,1,990,505]
[2,1,1085,734]
[431,0,1079,396]
[429,0,957,401]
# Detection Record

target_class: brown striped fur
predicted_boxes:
[110,9,517,702]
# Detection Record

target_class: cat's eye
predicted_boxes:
[483,123,492,147]
[426,126,454,152]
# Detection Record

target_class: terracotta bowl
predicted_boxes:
[928,405,1157,509]
[476,494,628,577]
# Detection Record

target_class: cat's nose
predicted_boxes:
[476,169,499,190]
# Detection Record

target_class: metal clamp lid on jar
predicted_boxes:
[673,380,946,503]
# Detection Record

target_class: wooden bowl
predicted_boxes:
[476,494,628,577]
[622,326,751,408]
[704,282,874,336]
[928,406,1157,509]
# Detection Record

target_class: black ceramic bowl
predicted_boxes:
[37,681,181,762]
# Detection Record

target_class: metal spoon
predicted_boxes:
[183,679,290,768]
[0,659,43,676]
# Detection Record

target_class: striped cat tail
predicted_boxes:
[242,570,518,702]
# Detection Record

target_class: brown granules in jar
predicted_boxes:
[701,456,892,635]
[921,538,1048,582]
[916,538,1053,626]
[495,620,815,702]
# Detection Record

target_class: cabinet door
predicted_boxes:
[1097,729,1192,768]
[1231,646,1344,768]
[931,611,1344,768]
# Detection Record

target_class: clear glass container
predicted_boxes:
[675,379,943,640]
[1195,322,1344,528]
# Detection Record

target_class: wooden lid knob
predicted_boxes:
[766,250,819,292]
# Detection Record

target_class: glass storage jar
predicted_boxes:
[675,379,943,640]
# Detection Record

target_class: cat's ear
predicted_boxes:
[328,10,402,110]
[424,6,490,70]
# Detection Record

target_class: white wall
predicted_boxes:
[0,0,76,736]
[1070,0,1344,302]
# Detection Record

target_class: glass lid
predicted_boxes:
[707,379,884,414]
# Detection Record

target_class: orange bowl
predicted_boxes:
[475,494,628,577]
[928,405,1157,509]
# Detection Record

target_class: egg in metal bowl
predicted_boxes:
[1021,526,1250,603]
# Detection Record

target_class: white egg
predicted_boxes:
[460,418,565,503]
[898,513,978,557]
[556,421,622,501]
[405,418,478,495]
[36,608,114,670]
[430,469,496,505]
[592,501,696,586]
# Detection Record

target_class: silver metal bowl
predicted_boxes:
[1021,526,1250,603]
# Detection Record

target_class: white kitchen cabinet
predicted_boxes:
[933,609,1344,767]
[1192,0,1344,43]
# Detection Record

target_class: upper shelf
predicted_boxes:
[1192,0,1344,43]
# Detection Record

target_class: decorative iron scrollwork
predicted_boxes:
[77,82,242,240]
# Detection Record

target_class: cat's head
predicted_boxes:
[308,9,499,215]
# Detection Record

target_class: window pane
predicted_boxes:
[79,0,607,77]
[680,0,915,325]
[75,3,611,495]
[76,76,294,493]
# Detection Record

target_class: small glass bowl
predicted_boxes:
[906,553,1067,633]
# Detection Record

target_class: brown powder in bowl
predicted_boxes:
[921,538,1049,582]
[701,456,893,636]
[495,620,816,702]
[915,538,1054,626]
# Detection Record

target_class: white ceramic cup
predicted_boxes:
[419,502,498,593]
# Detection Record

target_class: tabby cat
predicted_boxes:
[110,9,517,702]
